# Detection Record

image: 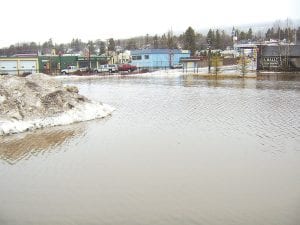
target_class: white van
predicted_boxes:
[94,64,118,73]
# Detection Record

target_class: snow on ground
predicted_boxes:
[0,101,114,136]
[55,65,257,81]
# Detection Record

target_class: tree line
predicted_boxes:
[0,23,299,57]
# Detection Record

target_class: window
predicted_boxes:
[132,55,142,60]
[144,55,149,59]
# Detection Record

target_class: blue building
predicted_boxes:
[130,49,190,68]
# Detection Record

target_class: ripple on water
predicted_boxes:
[0,75,299,225]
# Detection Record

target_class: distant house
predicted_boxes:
[180,56,237,69]
[257,45,300,71]
[234,43,257,58]
[130,49,190,68]
[111,50,131,64]
[221,49,239,58]
[180,56,208,68]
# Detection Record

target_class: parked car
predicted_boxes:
[79,67,88,72]
[118,64,137,72]
[94,64,118,73]
[171,63,183,69]
[61,66,79,75]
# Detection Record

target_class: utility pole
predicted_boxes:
[88,44,91,73]
[207,38,211,73]
[286,19,290,70]
[59,51,62,73]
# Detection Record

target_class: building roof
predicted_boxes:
[131,49,190,55]
[180,57,206,62]
[234,43,257,49]
[259,45,300,57]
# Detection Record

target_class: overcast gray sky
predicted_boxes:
[0,0,298,47]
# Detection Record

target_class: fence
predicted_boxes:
[0,69,38,76]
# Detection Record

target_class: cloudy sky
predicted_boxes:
[0,0,298,47]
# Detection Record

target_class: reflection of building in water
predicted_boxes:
[181,75,257,89]
[0,125,84,165]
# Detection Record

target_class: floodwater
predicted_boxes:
[0,73,300,225]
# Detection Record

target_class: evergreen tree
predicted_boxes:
[108,38,115,52]
[184,26,196,55]
[100,41,106,55]
[207,29,214,48]
[215,29,221,49]
[247,28,253,40]
[270,27,275,39]
[207,29,213,40]
[195,32,206,50]
[239,31,247,40]
[95,39,106,55]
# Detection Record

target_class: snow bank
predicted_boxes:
[0,101,114,136]
[0,74,115,135]
[0,101,114,135]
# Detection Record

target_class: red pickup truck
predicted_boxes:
[118,64,137,72]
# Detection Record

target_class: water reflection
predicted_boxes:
[0,124,85,165]
[64,72,300,91]
[257,73,300,81]
[179,75,258,89]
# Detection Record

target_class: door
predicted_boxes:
[19,60,37,75]
[0,61,18,75]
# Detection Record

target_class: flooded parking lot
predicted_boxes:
[0,74,299,225]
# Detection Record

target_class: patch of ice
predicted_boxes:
[0,101,115,136]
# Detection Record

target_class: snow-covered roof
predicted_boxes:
[131,49,190,55]
[234,43,257,49]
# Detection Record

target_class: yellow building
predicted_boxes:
[0,56,39,75]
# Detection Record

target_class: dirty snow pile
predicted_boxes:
[0,73,114,135]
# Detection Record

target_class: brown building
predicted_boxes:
[257,45,300,71]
